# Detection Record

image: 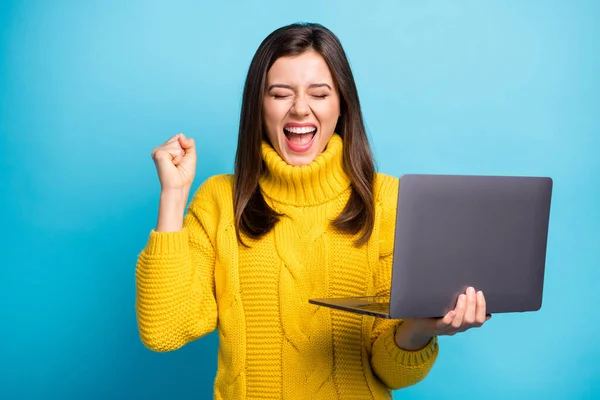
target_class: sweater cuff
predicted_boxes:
[144,228,189,256]
[375,323,438,367]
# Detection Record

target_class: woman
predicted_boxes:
[136,23,489,399]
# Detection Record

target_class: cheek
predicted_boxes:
[313,101,340,127]
[262,102,277,136]
[264,101,287,128]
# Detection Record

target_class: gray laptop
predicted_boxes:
[309,174,553,319]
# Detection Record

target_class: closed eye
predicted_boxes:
[269,92,292,99]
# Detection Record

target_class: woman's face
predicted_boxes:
[263,50,341,166]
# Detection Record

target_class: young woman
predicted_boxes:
[136,23,489,399]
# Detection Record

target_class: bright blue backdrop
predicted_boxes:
[1,1,598,399]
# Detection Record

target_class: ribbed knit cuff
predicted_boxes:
[376,323,438,367]
[145,228,189,256]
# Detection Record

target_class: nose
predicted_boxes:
[290,95,310,116]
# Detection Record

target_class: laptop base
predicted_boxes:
[308,297,394,319]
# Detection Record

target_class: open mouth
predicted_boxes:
[283,125,317,148]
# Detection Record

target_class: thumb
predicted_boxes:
[180,136,195,151]
[436,311,456,330]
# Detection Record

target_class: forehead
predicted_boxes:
[267,50,334,84]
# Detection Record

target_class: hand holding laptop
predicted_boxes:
[394,286,492,350]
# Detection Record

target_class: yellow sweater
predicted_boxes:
[136,134,438,399]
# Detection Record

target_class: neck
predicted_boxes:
[258,134,351,206]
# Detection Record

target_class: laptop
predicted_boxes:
[309,174,553,319]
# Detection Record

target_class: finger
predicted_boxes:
[165,133,184,144]
[474,291,487,325]
[463,287,477,325]
[167,143,185,157]
[451,294,467,329]
[164,141,185,155]
[486,314,492,321]
[173,146,186,164]
[153,145,184,165]
[152,149,174,163]
[172,153,183,166]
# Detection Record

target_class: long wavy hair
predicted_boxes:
[234,22,375,246]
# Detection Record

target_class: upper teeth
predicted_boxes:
[285,126,316,134]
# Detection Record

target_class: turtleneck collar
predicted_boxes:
[258,133,352,206]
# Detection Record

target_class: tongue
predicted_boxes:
[287,132,313,146]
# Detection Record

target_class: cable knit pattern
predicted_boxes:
[135,134,438,399]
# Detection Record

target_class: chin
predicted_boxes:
[285,154,317,167]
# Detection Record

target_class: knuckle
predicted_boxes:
[152,149,165,160]
[154,150,171,161]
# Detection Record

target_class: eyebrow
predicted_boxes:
[267,83,332,91]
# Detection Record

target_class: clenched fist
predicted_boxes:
[151,133,197,191]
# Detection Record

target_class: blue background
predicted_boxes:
[1,0,598,399]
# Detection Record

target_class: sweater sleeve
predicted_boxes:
[135,179,222,352]
[369,174,439,390]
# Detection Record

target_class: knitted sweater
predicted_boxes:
[136,134,439,399]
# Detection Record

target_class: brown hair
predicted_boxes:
[234,22,375,246]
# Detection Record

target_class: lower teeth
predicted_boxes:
[285,131,314,146]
